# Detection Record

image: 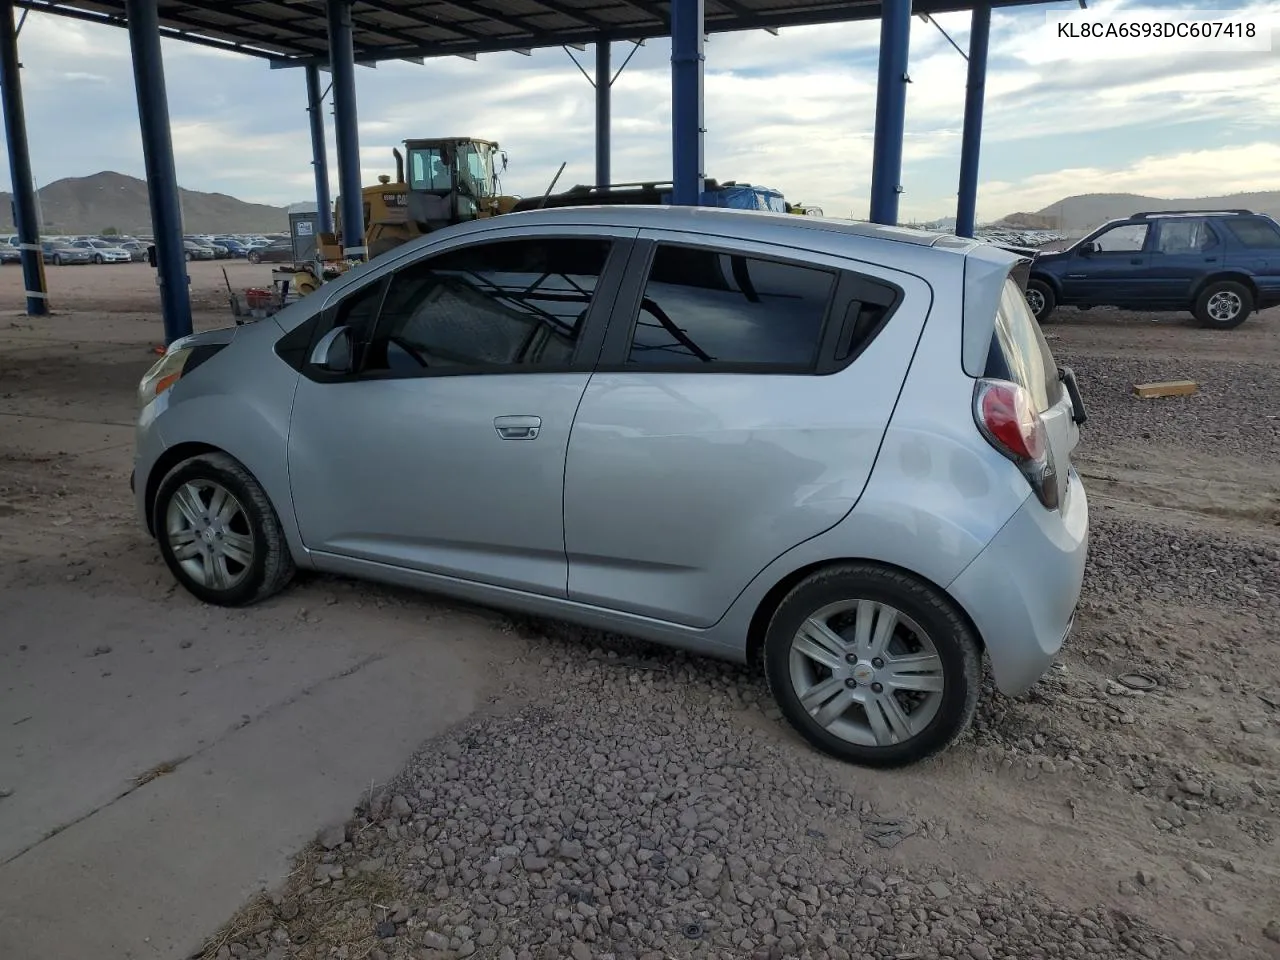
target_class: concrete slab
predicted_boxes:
[0,582,513,960]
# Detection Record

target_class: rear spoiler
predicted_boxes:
[995,243,1039,292]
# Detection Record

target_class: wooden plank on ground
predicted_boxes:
[1133,380,1199,399]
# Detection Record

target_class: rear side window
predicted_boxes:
[1222,218,1280,249]
[626,244,835,368]
[986,278,1062,413]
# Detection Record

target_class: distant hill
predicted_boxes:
[0,171,289,235]
[999,191,1280,233]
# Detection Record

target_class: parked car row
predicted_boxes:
[0,231,290,265]
[974,229,1067,247]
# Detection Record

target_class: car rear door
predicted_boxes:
[1147,218,1221,300]
[562,231,932,628]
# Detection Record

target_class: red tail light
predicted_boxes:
[974,379,1059,509]
[975,380,1046,462]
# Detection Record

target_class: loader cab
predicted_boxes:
[403,137,503,231]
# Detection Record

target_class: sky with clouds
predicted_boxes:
[2,0,1279,223]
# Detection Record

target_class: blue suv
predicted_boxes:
[1025,210,1280,329]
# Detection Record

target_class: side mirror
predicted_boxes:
[309,325,355,373]
[1079,241,1099,256]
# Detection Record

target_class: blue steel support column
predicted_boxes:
[670,0,705,205]
[595,39,610,187]
[0,0,48,316]
[326,0,364,259]
[125,0,191,343]
[955,1,991,238]
[869,0,912,225]
[306,64,333,234]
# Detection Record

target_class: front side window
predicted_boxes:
[626,244,835,368]
[363,237,612,374]
[1091,223,1149,252]
[1156,219,1218,254]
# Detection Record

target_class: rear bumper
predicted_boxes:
[947,470,1089,696]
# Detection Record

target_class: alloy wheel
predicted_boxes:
[164,480,255,590]
[1206,290,1241,323]
[787,599,945,747]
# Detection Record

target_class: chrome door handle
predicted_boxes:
[494,415,541,440]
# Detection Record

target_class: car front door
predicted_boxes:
[1059,222,1152,304]
[562,232,932,628]
[1147,218,1221,301]
[286,228,633,597]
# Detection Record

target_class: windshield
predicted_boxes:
[408,147,452,191]
[456,142,494,198]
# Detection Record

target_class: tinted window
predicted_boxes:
[1223,218,1280,249]
[365,237,611,373]
[627,244,835,368]
[1093,224,1148,252]
[1156,220,1218,253]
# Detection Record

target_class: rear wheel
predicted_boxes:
[763,563,982,767]
[1194,280,1252,329]
[153,453,295,607]
[1025,279,1056,323]
[248,251,261,264]
[53,254,63,266]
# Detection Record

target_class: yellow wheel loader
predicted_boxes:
[316,137,519,266]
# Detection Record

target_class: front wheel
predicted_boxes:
[153,452,296,606]
[763,564,982,767]
[248,251,261,264]
[1025,279,1057,323]
[94,254,104,265]
[53,255,63,266]
[1194,280,1252,330]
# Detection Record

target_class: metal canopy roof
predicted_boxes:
[17,0,1047,65]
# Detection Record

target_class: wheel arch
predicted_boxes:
[744,558,986,670]
[1192,271,1258,301]
[143,441,224,536]
[1027,271,1061,296]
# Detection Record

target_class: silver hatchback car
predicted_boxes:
[133,206,1088,766]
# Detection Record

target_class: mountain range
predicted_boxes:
[3,171,1278,237]
[0,171,290,235]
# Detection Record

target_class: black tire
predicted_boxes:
[184,251,193,262]
[1025,279,1056,323]
[53,255,63,266]
[152,452,296,607]
[1193,280,1252,330]
[763,563,982,768]
[94,254,105,265]
[248,251,261,264]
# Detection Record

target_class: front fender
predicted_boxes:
[140,320,310,567]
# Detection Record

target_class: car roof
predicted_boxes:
[483,205,978,253]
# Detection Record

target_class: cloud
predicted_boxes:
[0,0,1278,224]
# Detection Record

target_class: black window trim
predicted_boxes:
[292,233,634,384]
[594,237,903,376]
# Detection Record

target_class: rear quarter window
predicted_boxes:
[1222,218,1280,249]
[986,278,1062,413]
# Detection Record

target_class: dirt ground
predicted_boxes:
[0,262,1278,960]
